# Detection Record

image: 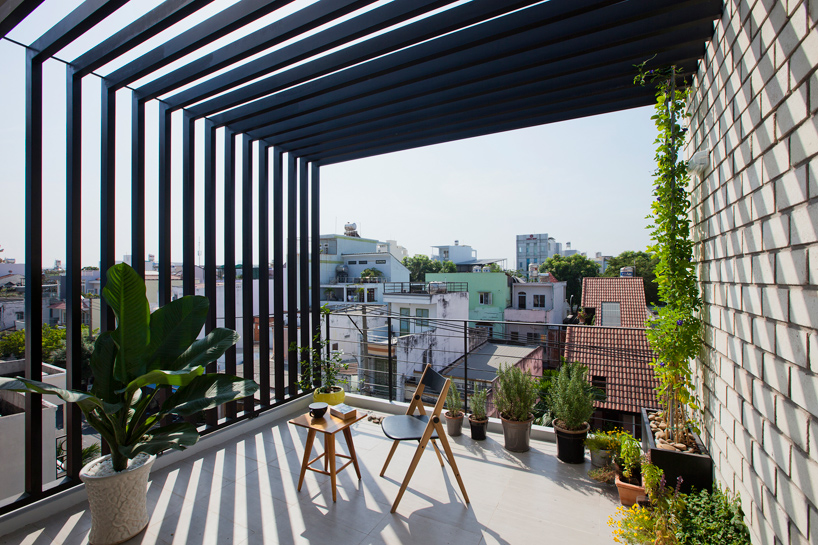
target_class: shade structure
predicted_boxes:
[2,0,721,514]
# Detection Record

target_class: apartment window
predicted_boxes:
[359,260,367,265]
[15,312,24,320]
[332,343,339,351]
[527,332,538,344]
[533,294,546,308]
[601,302,621,327]
[510,331,519,343]
[376,259,386,264]
[479,292,492,305]
[416,308,429,328]
[518,291,526,309]
[400,308,410,335]
[367,288,376,302]
[348,261,357,265]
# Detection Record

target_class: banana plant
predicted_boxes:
[0,263,259,472]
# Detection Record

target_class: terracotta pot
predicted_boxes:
[500,414,533,452]
[80,453,155,545]
[615,474,646,507]
[553,422,590,464]
[445,412,464,436]
[313,387,345,406]
[469,416,488,441]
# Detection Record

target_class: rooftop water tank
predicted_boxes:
[482,266,491,273]
[472,265,482,273]
[428,281,447,294]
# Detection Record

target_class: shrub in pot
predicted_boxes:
[585,430,620,468]
[493,364,537,452]
[613,431,646,507]
[549,362,595,464]
[294,305,349,405]
[0,264,259,545]
[468,386,488,441]
[444,382,464,436]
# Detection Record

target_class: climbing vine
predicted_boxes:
[636,63,702,444]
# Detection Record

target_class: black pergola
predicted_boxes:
[3,0,720,513]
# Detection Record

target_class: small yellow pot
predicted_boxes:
[313,387,345,406]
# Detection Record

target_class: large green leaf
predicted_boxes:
[0,377,109,415]
[120,367,205,397]
[145,296,208,371]
[160,374,259,417]
[90,332,119,404]
[169,328,239,371]
[121,422,200,458]
[103,264,150,383]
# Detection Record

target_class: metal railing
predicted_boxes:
[325,311,657,437]
[383,282,468,294]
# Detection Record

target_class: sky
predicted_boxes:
[0,0,659,270]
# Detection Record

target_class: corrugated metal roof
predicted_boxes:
[442,342,540,382]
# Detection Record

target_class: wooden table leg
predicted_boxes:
[298,429,317,492]
[343,427,361,479]
[326,433,337,502]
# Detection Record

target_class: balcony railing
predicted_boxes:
[383,282,468,294]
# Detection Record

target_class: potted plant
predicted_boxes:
[585,430,620,468]
[444,383,464,436]
[637,62,712,493]
[549,362,595,464]
[468,386,489,441]
[493,364,537,452]
[613,431,646,507]
[0,264,258,545]
[295,306,349,405]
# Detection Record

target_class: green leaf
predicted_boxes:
[122,422,200,458]
[90,332,119,404]
[0,376,107,415]
[169,328,239,371]
[120,366,205,397]
[145,296,209,371]
[160,374,259,417]
[103,264,150,383]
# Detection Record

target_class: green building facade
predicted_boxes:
[425,271,511,338]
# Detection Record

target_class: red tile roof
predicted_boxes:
[564,326,658,414]
[581,277,647,327]
[562,277,657,414]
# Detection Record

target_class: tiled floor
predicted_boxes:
[2,414,620,544]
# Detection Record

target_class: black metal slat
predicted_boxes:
[204,119,217,427]
[24,47,43,498]
[131,94,145,278]
[272,148,285,401]
[286,154,298,396]
[30,0,128,61]
[182,114,195,295]
[65,67,82,480]
[0,0,45,39]
[157,103,172,307]
[223,129,237,420]
[139,0,377,102]
[298,157,310,382]
[257,141,271,408]
[163,0,463,112]
[310,163,320,373]
[71,0,215,78]
[105,0,297,89]
[241,135,255,415]
[99,81,115,333]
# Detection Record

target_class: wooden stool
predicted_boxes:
[289,412,367,502]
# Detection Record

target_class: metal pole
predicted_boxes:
[463,320,469,414]
[388,317,393,402]
[324,311,330,389]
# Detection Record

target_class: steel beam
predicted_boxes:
[204,119,217,427]
[131,93,145,278]
[223,128,237,419]
[99,81,115,332]
[30,0,128,61]
[158,102,172,307]
[0,0,45,39]
[272,148,284,401]
[298,157,310,380]
[182,114,195,295]
[241,135,255,415]
[310,163,320,366]
[286,154,298,396]
[257,141,271,408]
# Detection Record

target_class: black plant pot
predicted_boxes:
[469,417,488,441]
[641,408,713,493]
[554,422,589,464]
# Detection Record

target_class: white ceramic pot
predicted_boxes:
[80,453,155,545]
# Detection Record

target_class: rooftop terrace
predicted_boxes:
[2,397,618,545]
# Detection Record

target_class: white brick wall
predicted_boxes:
[688,1,818,543]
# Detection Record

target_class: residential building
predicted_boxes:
[504,278,567,367]
[515,233,579,271]
[563,277,657,435]
[425,271,512,338]
[592,252,613,274]
[431,240,505,272]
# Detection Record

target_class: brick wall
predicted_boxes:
[686,1,818,543]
